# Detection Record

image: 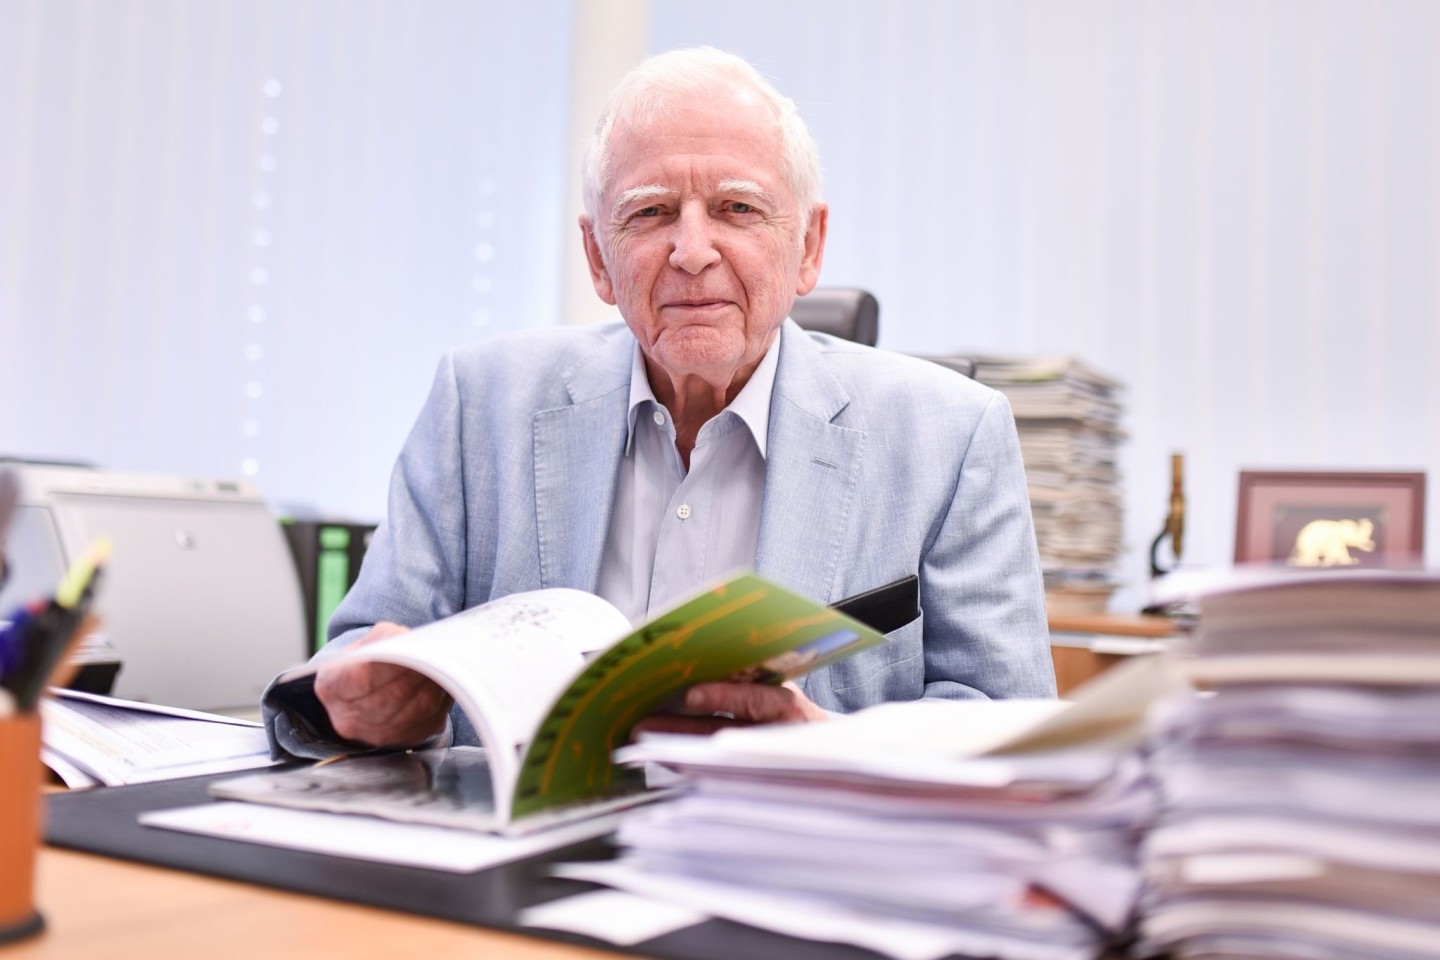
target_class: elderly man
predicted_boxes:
[265,47,1053,758]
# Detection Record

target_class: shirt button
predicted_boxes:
[652,410,665,426]
[676,503,692,520]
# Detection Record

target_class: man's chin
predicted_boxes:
[653,326,741,364]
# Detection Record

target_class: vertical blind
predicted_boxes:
[0,0,572,520]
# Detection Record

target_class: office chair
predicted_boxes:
[790,287,879,346]
[916,354,977,379]
[788,290,976,378]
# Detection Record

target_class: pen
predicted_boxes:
[2,538,110,711]
[0,603,40,680]
[4,599,89,710]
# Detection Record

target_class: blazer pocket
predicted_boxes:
[816,611,925,712]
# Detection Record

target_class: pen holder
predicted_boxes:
[0,713,44,944]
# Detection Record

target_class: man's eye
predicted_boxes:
[728,202,755,214]
[635,206,662,218]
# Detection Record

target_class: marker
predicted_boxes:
[56,538,111,611]
[1,538,110,711]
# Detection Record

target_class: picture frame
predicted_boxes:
[1235,471,1426,567]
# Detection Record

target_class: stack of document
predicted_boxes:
[562,659,1177,960]
[963,354,1126,612]
[1140,569,1440,959]
[40,688,275,787]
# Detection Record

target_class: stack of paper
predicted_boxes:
[1139,569,1440,959]
[40,688,275,787]
[957,354,1126,612]
[561,659,1177,960]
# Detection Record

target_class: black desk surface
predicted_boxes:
[44,774,892,960]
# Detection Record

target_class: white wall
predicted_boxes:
[0,0,572,519]
[649,0,1440,604]
[3,1,1436,604]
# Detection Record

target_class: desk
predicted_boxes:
[18,848,615,960]
[34,775,880,960]
[1048,612,1179,695]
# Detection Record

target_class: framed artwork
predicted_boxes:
[1235,471,1426,567]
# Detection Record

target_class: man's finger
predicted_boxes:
[315,655,451,747]
[328,681,451,746]
[683,681,826,724]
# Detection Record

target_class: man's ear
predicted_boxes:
[794,203,829,296]
[580,216,617,305]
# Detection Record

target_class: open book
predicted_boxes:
[214,572,887,833]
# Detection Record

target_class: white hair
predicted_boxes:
[581,47,823,236]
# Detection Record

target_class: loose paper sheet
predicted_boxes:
[140,802,621,873]
[520,889,707,946]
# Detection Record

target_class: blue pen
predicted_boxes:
[0,604,39,681]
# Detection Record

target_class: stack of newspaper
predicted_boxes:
[956,354,1126,613]
[560,659,1177,960]
[1140,569,1440,959]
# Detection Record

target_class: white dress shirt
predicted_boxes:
[594,335,780,623]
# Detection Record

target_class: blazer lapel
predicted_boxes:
[755,321,865,607]
[533,325,633,592]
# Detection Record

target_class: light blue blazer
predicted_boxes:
[314,319,1054,717]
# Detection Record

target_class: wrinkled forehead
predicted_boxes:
[600,89,789,201]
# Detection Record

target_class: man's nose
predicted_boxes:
[667,203,722,275]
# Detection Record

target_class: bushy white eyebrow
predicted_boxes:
[610,184,672,219]
[715,179,772,205]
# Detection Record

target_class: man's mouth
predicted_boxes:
[663,298,732,311]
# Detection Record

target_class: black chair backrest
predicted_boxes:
[916,355,977,379]
[789,288,879,346]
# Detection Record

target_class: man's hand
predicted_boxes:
[630,680,828,737]
[313,622,453,748]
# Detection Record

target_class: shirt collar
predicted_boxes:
[623,333,781,458]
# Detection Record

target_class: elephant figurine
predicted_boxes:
[1289,517,1376,567]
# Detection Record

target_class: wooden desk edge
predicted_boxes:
[1047,612,1177,639]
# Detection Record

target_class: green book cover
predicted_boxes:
[511,572,884,820]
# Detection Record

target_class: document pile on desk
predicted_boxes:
[964,354,1127,614]
[558,658,1176,960]
[1139,569,1440,960]
[40,688,275,787]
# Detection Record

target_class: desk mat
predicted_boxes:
[45,774,886,960]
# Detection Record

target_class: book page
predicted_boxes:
[209,746,668,836]
[211,747,505,831]
[276,588,631,822]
